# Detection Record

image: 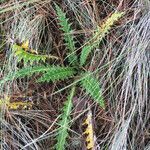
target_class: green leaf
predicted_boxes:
[38,66,75,82]
[0,66,46,84]
[12,44,58,65]
[80,73,105,108]
[55,3,77,66]
[0,66,76,84]
[55,86,75,150]
[80,44,96,66]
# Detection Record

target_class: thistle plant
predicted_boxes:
[0,3,124,150]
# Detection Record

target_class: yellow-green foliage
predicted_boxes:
[12,42,58,64]
[0,96,33,110]
[80,11,124,66]
[98,11,124,37]
[7,101,33,110]
[82,109,95,150]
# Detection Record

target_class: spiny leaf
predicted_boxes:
[100,12,125,36]
[56,86,75,150]
[80,11,124,66]
[0,66,76,84]
[0,66,49,84]
[12,44,58,64]
[55,3,77,66]
[38,66,76,82]
[79,43,97,67]
[80,73,105,108]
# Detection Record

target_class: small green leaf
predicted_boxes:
[80,45,93,66]
[81,73,105,108]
